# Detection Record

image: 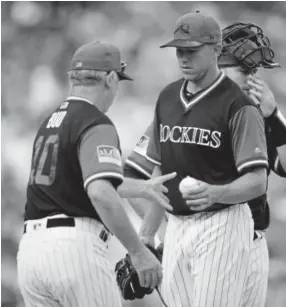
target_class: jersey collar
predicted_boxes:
[66,96,93,105]
[180,72,225,112]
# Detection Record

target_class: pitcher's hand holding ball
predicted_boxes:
[179,177,223,211]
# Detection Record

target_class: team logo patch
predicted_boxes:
[97,145,122,167]
[134,135,149,156]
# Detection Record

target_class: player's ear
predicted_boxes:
[105,71,118,89]
[213,43,222,58]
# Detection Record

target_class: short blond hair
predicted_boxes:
[68,69,107,87]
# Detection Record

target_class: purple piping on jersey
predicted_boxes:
[277,110,286,127]
[179,72,226,111]
[67,96,93,105]
[145,154,161,166]
[125,159,152,178]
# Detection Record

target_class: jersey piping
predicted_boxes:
[237,159,269,173]
[179,72,226,111]
[277,109,286,127]
[67,96,93,105]
[125,158,152,178]
[84,172,124,190]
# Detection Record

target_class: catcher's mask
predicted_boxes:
[219,22,280,70]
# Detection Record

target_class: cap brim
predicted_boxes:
[117,71,133,81]
[160,39,204,49]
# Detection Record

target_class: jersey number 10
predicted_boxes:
[29,134,59,186]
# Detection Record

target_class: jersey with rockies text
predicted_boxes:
[126,73,268,215]
[125,117,284,230]
[24,97,123,222]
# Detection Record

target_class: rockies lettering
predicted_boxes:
[160,124,221,148]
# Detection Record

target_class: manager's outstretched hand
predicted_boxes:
[118,172,176,211]
[143,172,177,211]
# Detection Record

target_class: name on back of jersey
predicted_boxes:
[46,111,67,129]
[97,145,122,167]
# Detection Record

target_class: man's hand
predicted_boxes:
[246,75,277,117]
[119,172,176,211]
[129,245,163,289]
[182,180,224,211]
[142,172,177,211]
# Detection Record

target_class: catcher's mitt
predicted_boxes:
[115,245,160,300]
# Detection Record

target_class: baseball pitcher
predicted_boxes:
[126,12,269,307]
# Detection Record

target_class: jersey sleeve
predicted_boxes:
[274,154,286,177]
[78,124,123,190]
[125,118,161,179]
[265,108,286,147]
[146,110,162,165]
[267,132,277,173]
[229,105,268,173]
[123,163,150,180]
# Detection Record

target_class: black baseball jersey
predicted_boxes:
[125,72,268,215]
[249,119,286,229]
[24,97,123,222]
[266,108,286,147]
[125,117,285,231]
[125,91,285,230]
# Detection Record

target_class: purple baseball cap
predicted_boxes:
[70,41,133,81]
[160,11,222,49]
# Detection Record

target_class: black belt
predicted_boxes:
[23,218,110,243]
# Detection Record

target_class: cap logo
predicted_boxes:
[176,24,190,34]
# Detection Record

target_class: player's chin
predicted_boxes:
[182,71,199,81]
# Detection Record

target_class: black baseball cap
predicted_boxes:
[70,41,133,81]
[160,11,222,49]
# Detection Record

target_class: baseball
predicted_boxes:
[179,176,198,194]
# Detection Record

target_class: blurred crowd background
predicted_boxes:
[1,1,286,307]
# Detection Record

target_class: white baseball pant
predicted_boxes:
[161,204,255,307]
[17,214,122,307]
[241,231,269,307]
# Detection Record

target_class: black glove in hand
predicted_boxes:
[115,254,153,300]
